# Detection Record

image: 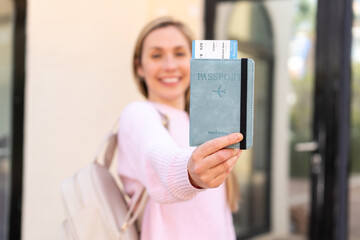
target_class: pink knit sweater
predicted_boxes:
[117,101,235,240]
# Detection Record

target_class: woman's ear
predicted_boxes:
[135,58,145,78]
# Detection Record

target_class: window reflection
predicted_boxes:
[350,0,360,239]
[0,0,14,238]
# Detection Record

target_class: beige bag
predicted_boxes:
[61,128,148,240]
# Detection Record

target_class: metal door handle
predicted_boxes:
[295,141,318,152]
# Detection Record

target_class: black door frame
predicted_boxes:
[9,0,26,239]
[311,0,352,239]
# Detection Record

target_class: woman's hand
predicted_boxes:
[187,133,243,189]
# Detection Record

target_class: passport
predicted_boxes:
[189,58,255,149]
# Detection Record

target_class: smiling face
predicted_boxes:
[137,26,191,110]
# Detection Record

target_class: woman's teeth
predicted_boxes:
[162,78,179,83]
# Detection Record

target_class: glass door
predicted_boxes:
[206,0,277,238]
[207,0,316,238]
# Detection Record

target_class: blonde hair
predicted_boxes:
[132,16,240,213]
[226,170,240,212]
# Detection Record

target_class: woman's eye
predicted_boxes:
[175,52,186,57]
[151,54,162,59]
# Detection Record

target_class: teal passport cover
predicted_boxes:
[189,58,255,149]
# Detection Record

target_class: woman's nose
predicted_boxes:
[163,56,177,70]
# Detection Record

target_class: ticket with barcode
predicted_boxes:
[192,40,238,59]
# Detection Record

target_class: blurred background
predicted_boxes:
[0,0,359,239]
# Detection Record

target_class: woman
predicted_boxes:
[117,16,243,240]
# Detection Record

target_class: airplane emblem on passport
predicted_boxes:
[213,85,226,97]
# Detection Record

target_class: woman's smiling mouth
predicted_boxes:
[160,77,181,84]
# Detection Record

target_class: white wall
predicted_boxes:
[23,0,203,239]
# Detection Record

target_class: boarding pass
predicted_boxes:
[192,40,238,59]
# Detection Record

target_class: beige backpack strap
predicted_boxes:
[98,109,168,168]
[103,133,117,169]
[102,110,167,169]
[158,111,169,130]
[121,188,148,231]
[94,119,119,169]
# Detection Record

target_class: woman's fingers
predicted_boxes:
[209,172,228,188]
[205,148,241,169]
[188,150,242,189]
[188,148,239,180]
[204,153,241,187]
[210,153,241,175]
[192,133,243,160]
